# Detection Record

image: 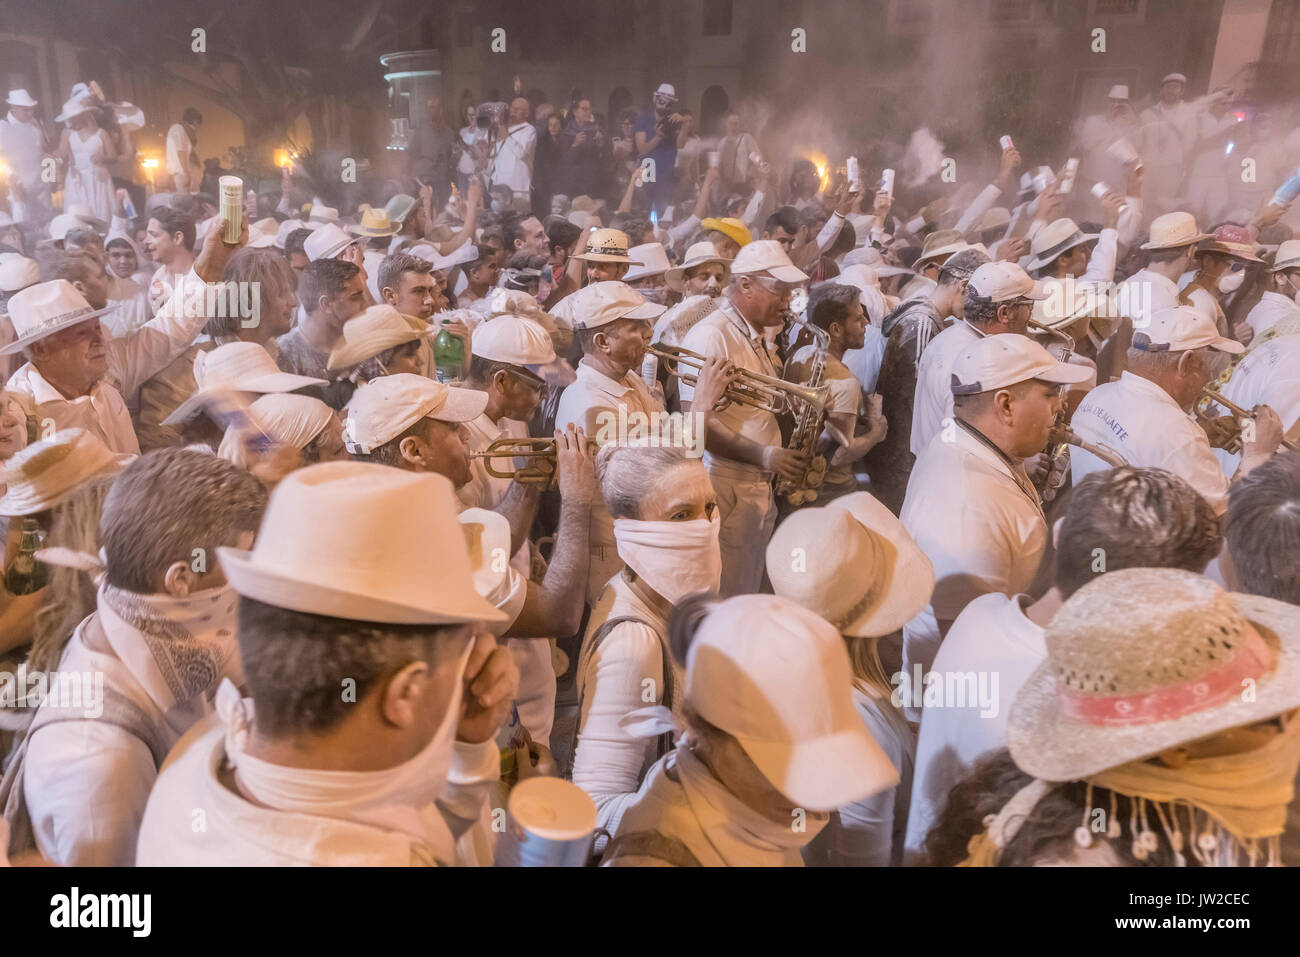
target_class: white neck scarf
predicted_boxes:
[98,582,241,714]
[216,640,473,865]
[613,517,721,604]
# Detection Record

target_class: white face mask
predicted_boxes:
[614,516,721,604]
[1218,269,1245,294]
[224,638,474,851]
[1286,275,1300,305]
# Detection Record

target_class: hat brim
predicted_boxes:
[1032,359,1096,386]
[1028,233,1100,272]
[0,306,117,356]
[217,546,508,625]
[162,374,328,425]
[734,263,808,284]
[347,224,400,238]
[1008,593,1300,782]
[0,451,134,516]
[430,387,489,424]
[572,252,642,264]
[915,243,970,269]
[1200,241,1264,263]
[740,726,900,812]
[1140,232,1213,250]
[327,330,426,371]
[666,259,731,292]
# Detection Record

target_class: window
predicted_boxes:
[703,0,733,36]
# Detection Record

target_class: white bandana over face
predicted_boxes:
[613,517,721,604]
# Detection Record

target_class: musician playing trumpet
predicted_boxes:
[1070,305,1282,515]
[679,241,811,596]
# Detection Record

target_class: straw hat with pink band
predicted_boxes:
[965,568,1300,867]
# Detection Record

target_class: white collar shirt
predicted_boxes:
[1117,268,1181,329]
[490,122,538,194]
[910,319,985,456]
[1070,370,1229,513]
[1245,291,1300,339]
[0,112,45,188]
[1213,334,1300,476]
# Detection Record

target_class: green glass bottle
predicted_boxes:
[433,319,465,383]
[6,517,48,595]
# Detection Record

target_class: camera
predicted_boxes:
[476,102,508,129]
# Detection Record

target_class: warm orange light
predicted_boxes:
[274,149,292,169]
[806,151,830,191]
[140,156,159,169]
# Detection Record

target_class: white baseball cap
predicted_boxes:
[344,373,487,454]
[1131,305,1245,355]
[304,222,360,261]
[729,239,809,284]
[683,594,899,811]
[967,260,1049,303]
[470,314,557,366]
[570,280,664,330]
[951,333,1093,396]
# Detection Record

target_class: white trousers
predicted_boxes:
[709,463,776,597]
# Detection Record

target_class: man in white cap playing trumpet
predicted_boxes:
[136,461,521,865]
[1069,305,1281,514]
[900,333,1091,717]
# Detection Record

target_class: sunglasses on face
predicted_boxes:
[751,276,798,296]
[504,368,548,397]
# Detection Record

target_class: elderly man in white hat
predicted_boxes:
[603,593,898,866]
[1244,239,1300,340]
[0,89,51,224]
[135,461,520,866]
[677,239,809,595]
[1137,73,1195,218]
[900,334,1091,716]
[902,465,1223,863]
[767,492,934,866]
[911,260,1047,458]
[554,281,674,601]
[10,448,266,866]
[2,219,246,454]
[1069,305,1281,513]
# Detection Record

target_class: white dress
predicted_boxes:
[64,128,115,223]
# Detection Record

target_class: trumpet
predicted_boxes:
[469,436,600,484]
[1196,388,1299,456]
[1045,420,1129,469]
[648,344,828,417]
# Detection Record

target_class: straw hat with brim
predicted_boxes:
[1028,218,1099,272]
[1270,240,1300,272]
[218,462,507,626]
[0,428,133,517]
[384,194,419,226]
[1198,224,1264,263]
[1032,279,1119,330]
[163,341,327,425]
[1008,568,1300,783]
[348,208,400,238]
[572,228,641,264]
[0,280,114,356]
[699,217,752,250]
[914,229,967,269]
[665,241,731,292]
[767,491,934,638]
[1140,212,1211,250]
[0,256,39,294]
[327,305,429,371]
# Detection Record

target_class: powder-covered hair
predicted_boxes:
[594,442,692,520]
[1226,450,1300,603]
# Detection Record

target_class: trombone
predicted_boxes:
[648,344,828,417]
[469,436,600,484]
[1197,388,1299,456]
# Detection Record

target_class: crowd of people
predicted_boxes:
[0,68,1298,868]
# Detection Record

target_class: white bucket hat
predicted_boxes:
[622,243,671,282]
[163,342,327,425]
[304,222,360,261]
[684,593,900,811]
[246,217,280,249]
[327,305,430,371]
[767,491,934,637]
[0,280,114,356]
[665,241,731,292]
[470,314,557,366]
[343,373,487,454]
[308,202,340,224]
[0,428,133,517]
[1272,240,1300,273]
[217,462,506,625]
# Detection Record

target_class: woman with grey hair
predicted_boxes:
[565,441,720,850]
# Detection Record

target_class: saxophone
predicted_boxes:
[775,310,831,506]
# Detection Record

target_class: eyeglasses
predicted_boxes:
[504,367,548,397]
[751,276,800,296]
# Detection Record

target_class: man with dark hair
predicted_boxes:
[283,227,313,278]
[904,465,1223,863]
[804,283,887,501]
[456,246,501,307]
[503,213,548,258]
[1225,450,1300,604]
[144,206,196,313]
[136,461,519,865]
[275,258,367,408]
[763,206,802,252]
[18,449,267,866]
[864,247,988,513]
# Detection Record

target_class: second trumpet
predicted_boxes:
[470,436,599,484]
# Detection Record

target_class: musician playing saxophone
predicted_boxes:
[679,241,811,596]
[1069,305,1282,515]
[805,284,889,502]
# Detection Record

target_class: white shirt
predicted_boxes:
[1071,371,1229,513]
[136,715,498,866]
[102,275,153,338]
[5,267,211,454]
[900,423,1046,700]
[572,572,678,842]
[490,122,537,194]
[0,111,45,190]
[1213,334,1300,476]
[843,325,887,394]
[910,319,984,456]
[164,122,196,180]
[1116,267,1181,331]
[903,592,1045,863]
[1245,291,1300,339]
[679,300,783,469]
[363,248,386,302]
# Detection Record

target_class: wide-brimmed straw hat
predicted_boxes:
[1009,568,1300,783]
[0,428,133,516]
[327,304,430,371]
[572,227,641,265]
[0,280,114,356]
[699,217,752,250]
[913,229,968,270]
[1270,240,1300,273]
[1198,224,1264,263]
[163,342,327,425]
[218,462,506,625]
[1140,212,1212,251]
[665,241,731,292]
[1028,218,1100,272]
[348,208,400,238]
[767,491,934,637]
